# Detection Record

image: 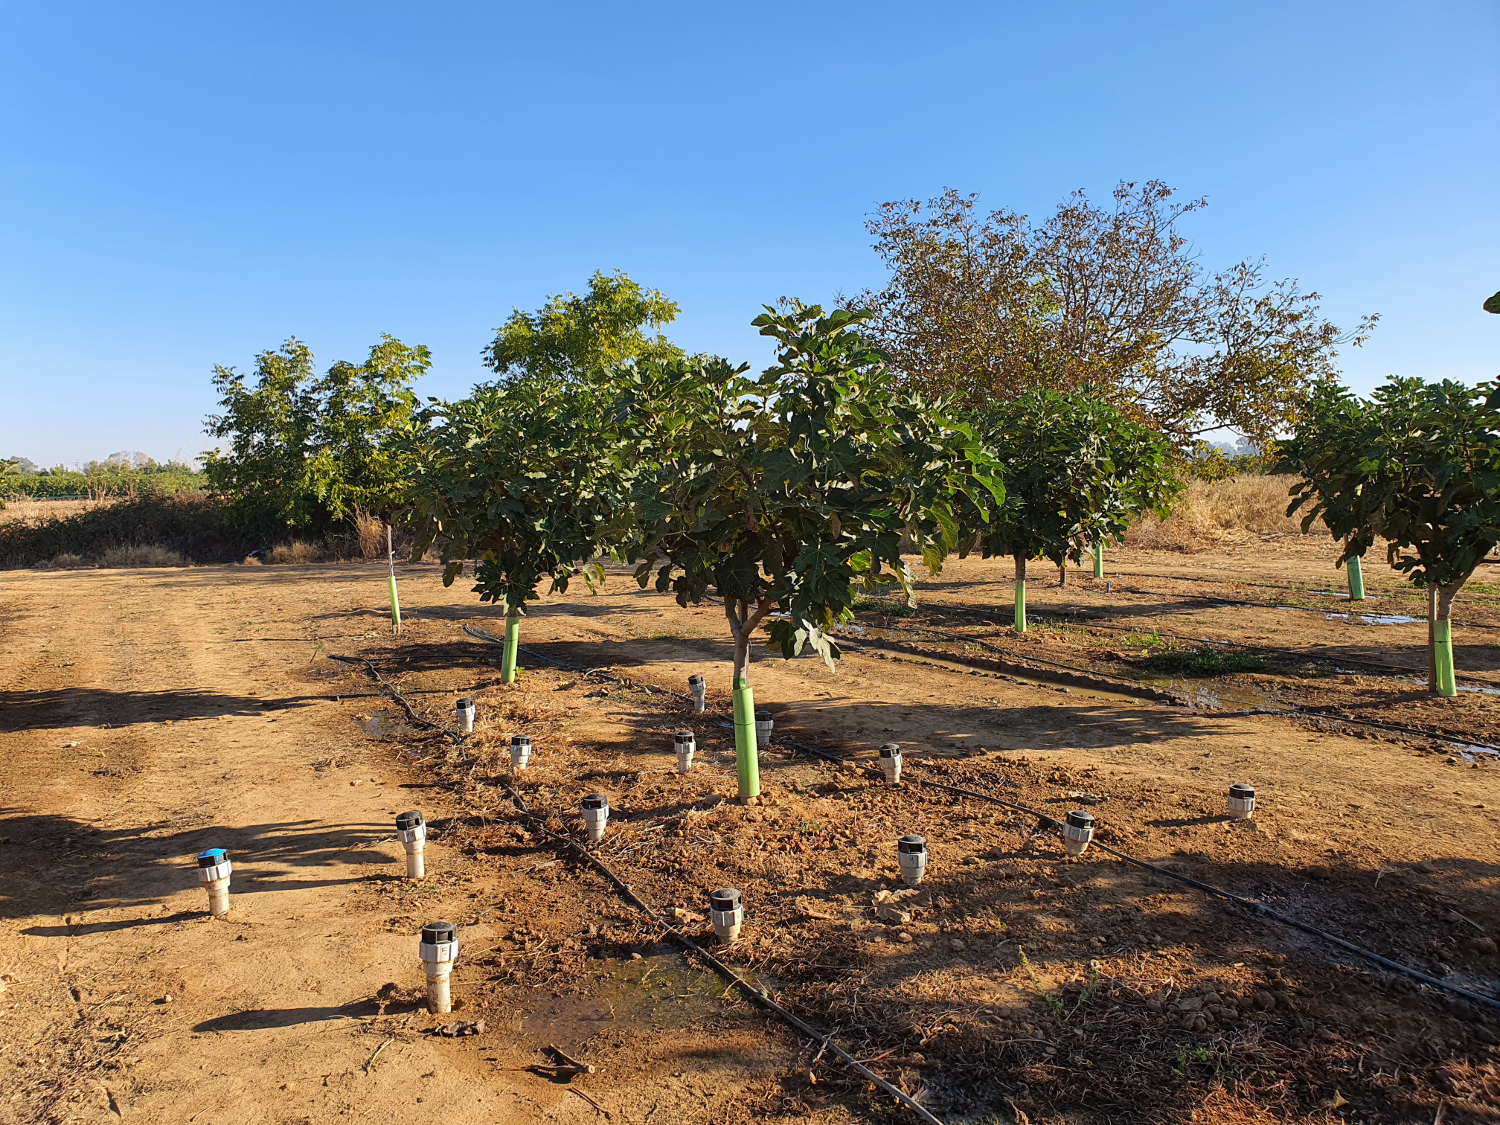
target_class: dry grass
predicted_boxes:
[355,511,385,559]
[267,540,326,564]
[1126,474,1322,552]
[97,543,187,568]
[45,552,89,569]
[0,498,115,526]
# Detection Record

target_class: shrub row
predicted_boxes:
[0,495,261,567]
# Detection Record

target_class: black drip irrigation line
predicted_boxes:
[1101,574,1500,634]
[913,575,1500,634]
[461,625,697,704]
[908,595,1500,667]
[837,629,1168,698]
[496,780,945,1125]
[1203,705,1500,755]
[773,733,1500,1016]
[338,642,946,1125]
[328,654,465,744]
[864,596,1251,651]
[843,623,1500,754]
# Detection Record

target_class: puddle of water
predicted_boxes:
[554,949,738,1031]
[1326,613,1423,625]
[1333,666,1500,698]
[1106,668,1283,711]
[1458,745,1500,760]
[357,710,408,738]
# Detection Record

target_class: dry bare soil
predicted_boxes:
[2,539,1498,1125]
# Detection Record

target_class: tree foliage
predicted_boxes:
[860,183,1377,448]
[619,302,1002,681]
[406,377,629,614]
[975,386,1179,571]
[1280,378,1500,694]
[483,270,683,386]
[204,335,430,531]
[1,461,205,501]
[1282,378,1500,595]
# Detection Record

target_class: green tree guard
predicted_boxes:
[1347,554,1365,601]
[1014,556,1027,633]
[1433,619,1457,697]
[1093,541,1104,578]
[500,610,520,683]
[387,524,401,634]
[731,678,761,799]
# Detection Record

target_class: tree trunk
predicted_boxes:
[731,627,752,686]
[1058,561,1067,588]
[1014,555,1028,633]
[1427,584,1437,694]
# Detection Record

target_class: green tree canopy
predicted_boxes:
[616,302,1001,799]
[974,386,1179,627]
[622,302,1000,677]
[405,376,631,681]
[483,270,683,386]
[204,335,430,532]
[1280,377,1500,695]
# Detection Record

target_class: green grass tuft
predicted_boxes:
[1139,647,1268,676]
[851,595,919,617]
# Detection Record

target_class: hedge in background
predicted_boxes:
[0,495,263,567]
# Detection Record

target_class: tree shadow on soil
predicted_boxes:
[0,809,392,921]
[317,599,668,627]
[192,999,385,1032]
[0,687,319,732]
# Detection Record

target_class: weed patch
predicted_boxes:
[98,543,187,568]
[1139,647,1269,676]
[852,595,919,617]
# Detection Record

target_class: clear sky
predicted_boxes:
[2,1,1497,468]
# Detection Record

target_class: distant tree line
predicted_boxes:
[1,455,204,500]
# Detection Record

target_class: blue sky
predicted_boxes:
[2,1,1497,467]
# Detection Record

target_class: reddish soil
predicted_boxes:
[2,539,1497,1124]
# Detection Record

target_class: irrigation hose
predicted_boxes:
[834,630,1500,754]
[864,605,1500,704]
[328,654,464,744]
[335,646,945,1124]
[495,781,945,1125]
[834,630,1173,700]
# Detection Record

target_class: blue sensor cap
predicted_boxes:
[197,848,228,867]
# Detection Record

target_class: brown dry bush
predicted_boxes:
[266,540,325,564]
[354,510,385,559]
[97,543,187,568]
[1125,474,1323,552]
